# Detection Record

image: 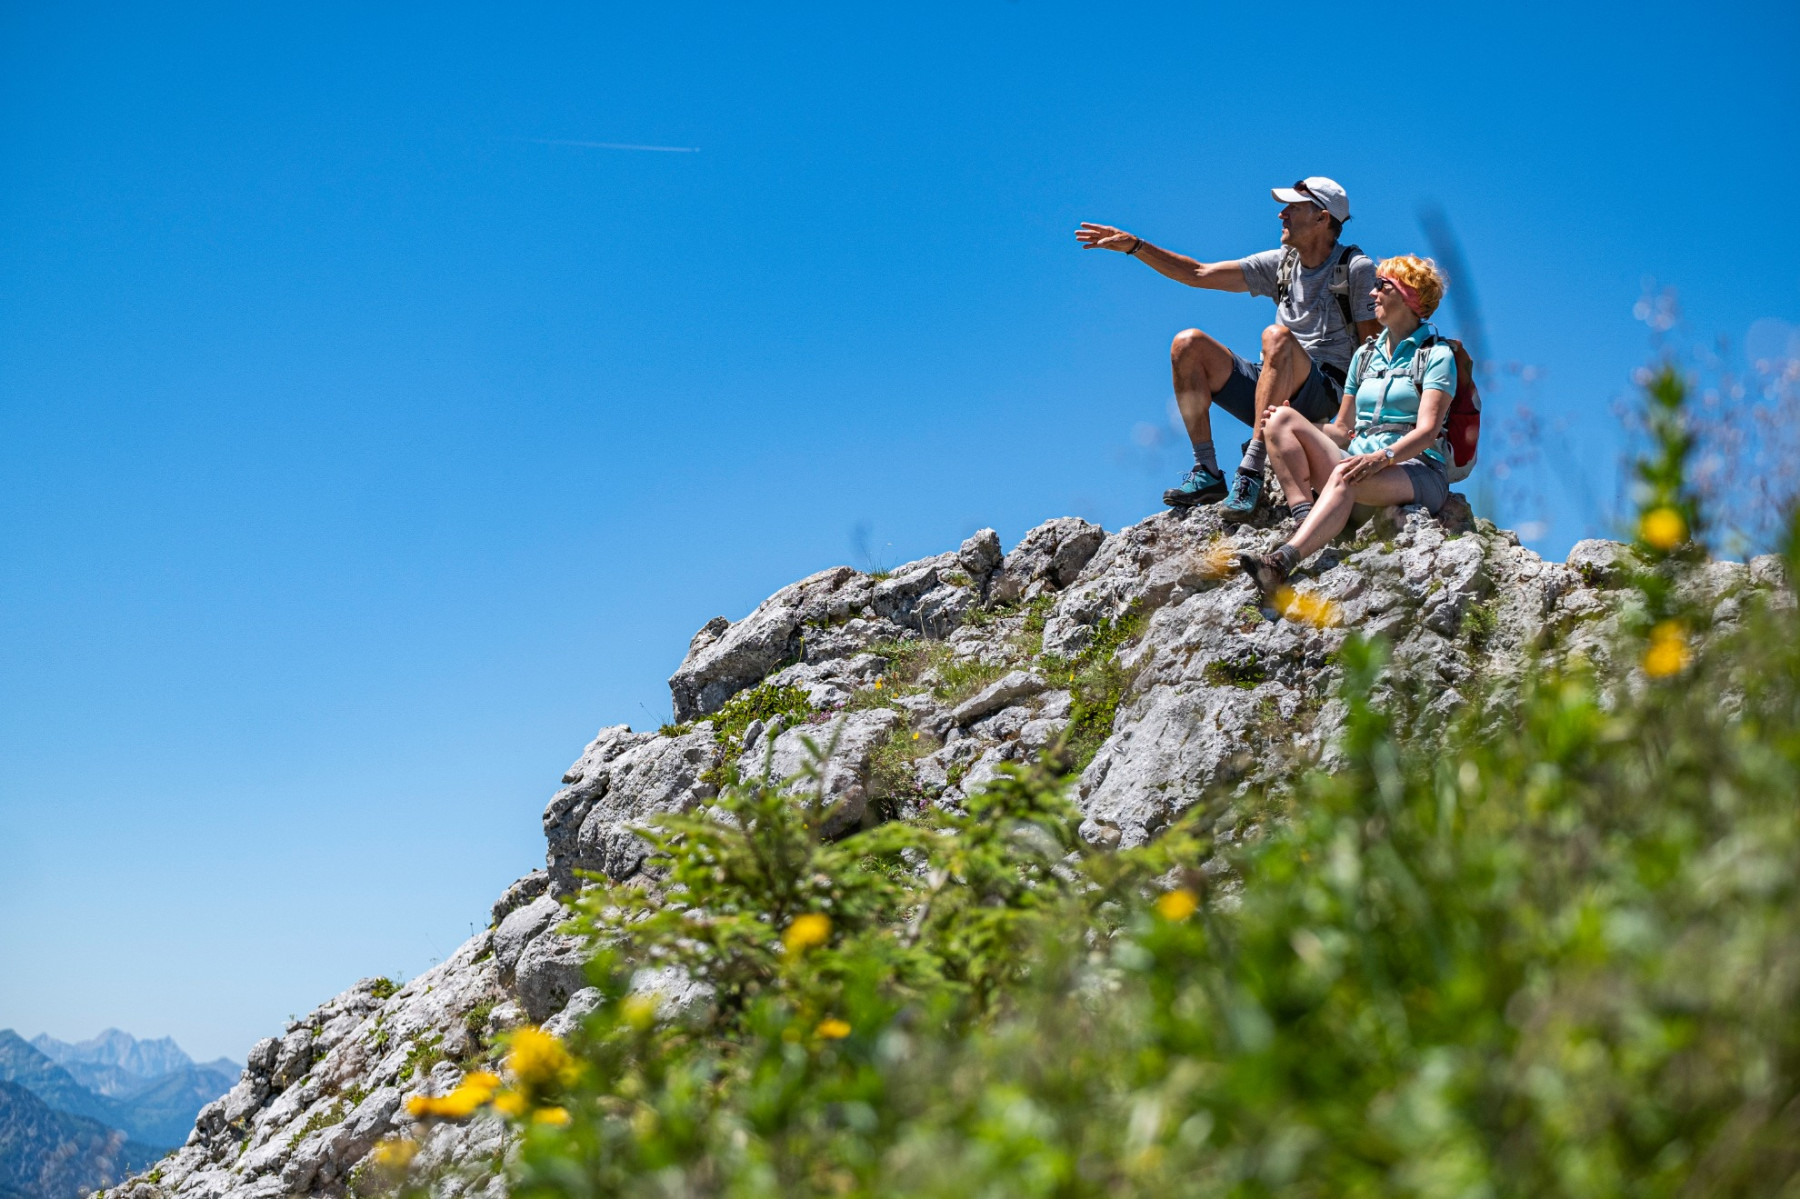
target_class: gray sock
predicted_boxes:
[1193,443,1218,474]
[1272,543,1301,573]
[1239,438,1268,476]
[1288,501,1313,523]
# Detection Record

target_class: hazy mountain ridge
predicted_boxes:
[0,1031,240,1197]
[0,1036,130,1138]
[0,1080,160,1199]
[30,1036,192,1085]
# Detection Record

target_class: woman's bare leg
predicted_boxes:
[1264,407,1344,512]
[1286,464,1419,560]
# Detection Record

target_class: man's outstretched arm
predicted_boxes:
[1075,223,1248,292]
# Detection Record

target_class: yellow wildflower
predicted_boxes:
[815,1018,852,1040]
[370,1139,418,1170]
[912,732,920,740]
[874,677,884,689]
[405,1074,494,1121]
[1639,506,1686,551]
[1274,586,1342,629]
[621,994,659,1031]
[782,912,832,953]
[1643,621,1691,678]
[1155,889,1198,921]
[531,1106,572,1126]
[492,1089,528,1118]
[506,1027,580,1091]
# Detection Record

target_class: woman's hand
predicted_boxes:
[1339,451,1391,484]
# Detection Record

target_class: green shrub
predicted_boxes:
[1202,653,1267,689]
[462,999,496,1052]
[1460,598,1499,648]
[395,1034,444,1084]
[1042,602,1146,769]
[285,1101,345,1150]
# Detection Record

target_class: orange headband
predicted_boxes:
[1378,272,1424,317]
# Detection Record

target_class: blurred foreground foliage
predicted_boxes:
[486,371,1799,1196]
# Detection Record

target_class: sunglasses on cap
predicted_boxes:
[1290,180,1324,209]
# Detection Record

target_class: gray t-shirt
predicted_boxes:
[1239,245,1378,374]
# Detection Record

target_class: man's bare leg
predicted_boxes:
[1222,324,1314,519]
[1169,328,1235,474]
[1242,324,1312,463]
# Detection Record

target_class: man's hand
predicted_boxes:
[1075,222,1140,252]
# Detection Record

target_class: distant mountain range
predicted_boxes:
[31,1033,235,1101]
[0,1081,160,1199]
[0,1030,238,1199]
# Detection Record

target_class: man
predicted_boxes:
[1076,178,1380,519]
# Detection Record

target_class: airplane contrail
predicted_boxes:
[525,137,701,153]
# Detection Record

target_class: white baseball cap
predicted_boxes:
[1271,177,1350,224]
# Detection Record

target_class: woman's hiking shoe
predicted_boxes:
[1237,550,1290,602]
[1163,464,1227,508]
[1220,470,1264,524]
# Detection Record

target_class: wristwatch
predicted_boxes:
[1382,448,1396,463]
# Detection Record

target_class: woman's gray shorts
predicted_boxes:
[1399,458,1449,513]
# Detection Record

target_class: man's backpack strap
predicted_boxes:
[1328,243,1362,331]
[1275,247,1299,306]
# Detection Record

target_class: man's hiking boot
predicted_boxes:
[1220,470,1263,524]
[1163,464,1227,508]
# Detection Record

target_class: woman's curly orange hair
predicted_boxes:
[1377,254,1447,318]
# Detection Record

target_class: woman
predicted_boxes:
[1239,254,1456,599]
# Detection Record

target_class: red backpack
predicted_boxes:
[1437,337,1482,483]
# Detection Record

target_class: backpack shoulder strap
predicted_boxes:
[1351,334,1378,385]
[1276,247,1299,305]
[1409,330,1438,394]
[1328,243,1360,330]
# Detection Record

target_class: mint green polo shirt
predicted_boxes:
[1344,323,1458,465]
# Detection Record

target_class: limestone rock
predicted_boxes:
[514,932,590,1024]
[1567,539,1639,588]
[545,725,719,890]
[749,707,904,837]
[489,869,549,927]
[957,528,1003,584]
[952,671,1047,725]
[668,566,868,720]
[492,894,563,982]
[989,518,1105,604]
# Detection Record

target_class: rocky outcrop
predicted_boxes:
[105,496,1790,1199]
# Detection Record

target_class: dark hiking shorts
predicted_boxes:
[1399,457,1450,514]
[1213,350,1342,428]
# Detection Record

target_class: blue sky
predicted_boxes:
[2,1,1796,1061]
